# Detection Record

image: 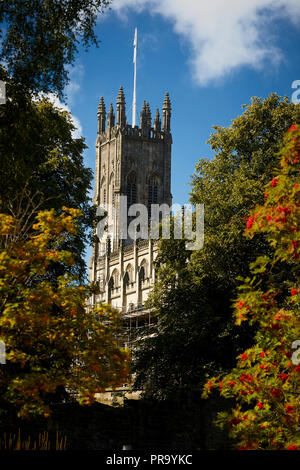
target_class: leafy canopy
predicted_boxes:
[133,94,298,399]
[0,0,111,97]
[0,206,130,419]
[203,124,300,450]
[0,95,94,280]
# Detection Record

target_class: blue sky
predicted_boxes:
[65,0,300,206]
[57,0,300,264]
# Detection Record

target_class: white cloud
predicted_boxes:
[112,0,300,85]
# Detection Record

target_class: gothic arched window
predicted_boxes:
[127,172,137,208]
[111,268,119,288]
[148,174,159,216]
[139,259,148,280]
[124,263,134,285]
[108,276,114,290]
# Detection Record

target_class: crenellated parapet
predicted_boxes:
[97,87,172,143]
[97,124,172,144]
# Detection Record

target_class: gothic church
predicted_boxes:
[89,86,172,332]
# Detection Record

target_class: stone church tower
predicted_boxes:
[89,87,172,323]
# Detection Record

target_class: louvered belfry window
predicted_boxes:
[127,172,137,208]
[148,175,158,217]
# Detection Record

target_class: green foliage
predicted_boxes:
[0,94,94,279]
[0,0,127,421]
[190,94,299,284]
[203,124,300,450]
[133,94,298,399]
[0,207,130,419]
[0,1,111,277]
[0,0,111,97]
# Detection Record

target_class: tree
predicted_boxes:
[0,205,130,419]
[0,95,93,280]
[0,0,111,98]
[133,94,299,399]
[0,2,112,278]
[203,123,300,450]
[189,94,299,285]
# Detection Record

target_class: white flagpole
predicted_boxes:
[132,27,137,127]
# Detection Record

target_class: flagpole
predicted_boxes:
[132,27,137,127]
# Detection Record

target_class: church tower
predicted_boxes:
[89,87,172,315]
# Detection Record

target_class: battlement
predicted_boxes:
[97,86,171,139]
[97,123,171,145]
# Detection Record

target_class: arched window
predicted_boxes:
[108,276,114,290]
[111,268,119,288]
[125,263,134,284]
[127,172,137,207]
[139,259,148,280]
[148,174,158,216]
